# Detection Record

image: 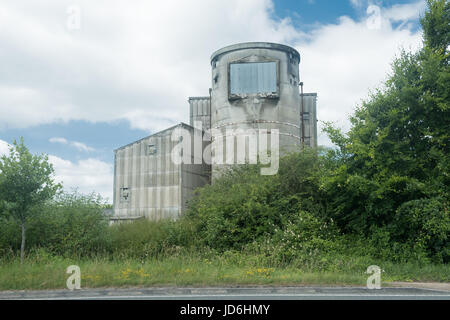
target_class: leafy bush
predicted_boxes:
[391,197,449,263]
[28,192,111,258]
[186,164,282,250]
[272,211,340,256]
[0,191,111,258]
[0,217,21,260]
[108,218,197,259]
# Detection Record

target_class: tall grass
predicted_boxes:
[1,248,448,290]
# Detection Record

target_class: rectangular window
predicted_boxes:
[229,62,277,96]
[147,144,157,155]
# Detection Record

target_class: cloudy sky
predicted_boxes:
[0,0,427,202]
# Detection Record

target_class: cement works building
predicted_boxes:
[111,42,318,224]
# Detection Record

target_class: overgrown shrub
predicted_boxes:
[0,217,21,260]
[27,192,111,258]
[0,191,111,259]
[270,210,341,262]
[186,164,283,250]
[391,197,449,263]
[108,218,197,259]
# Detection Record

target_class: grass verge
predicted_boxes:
[0,253,448,290]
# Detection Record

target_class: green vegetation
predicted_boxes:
[0,243,448,290]
[0,138,61,264]
[0,0,448,290]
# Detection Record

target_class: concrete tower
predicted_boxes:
[209,42,317,178]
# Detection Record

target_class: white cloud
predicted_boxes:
[384,1,427,22]
[49,137,68,144]
[71,141,95,152]
[0,138,112,201]
[350,0,363,8]
[0,0,426,147]
[0,139,11,157]
[49,137,95,152]
[49,156,113,201]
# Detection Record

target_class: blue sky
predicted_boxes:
[274,0,359,27]
[0,0,427,201]
[274,0,421,24]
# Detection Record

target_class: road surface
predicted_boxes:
[0,286,449,300]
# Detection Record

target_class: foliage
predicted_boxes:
[27,191,111,258]
[421,0,450,53]
[391,197,449,263]
[186,164,282,250]
[108,218,196,260]
[0,138,61,263]
[318,0,449,261]
[0,191,111,259]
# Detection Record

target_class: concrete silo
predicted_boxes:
[209,42,316,177]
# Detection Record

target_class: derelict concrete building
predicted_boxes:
[112,123,210,223]
[112,42,317,223]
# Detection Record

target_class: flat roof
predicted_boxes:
[210,42,300,65]
[188,96,210,101]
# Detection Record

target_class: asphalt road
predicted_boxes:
[1,286,449,300]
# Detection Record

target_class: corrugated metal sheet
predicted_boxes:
[230,62,277,95]
[300,93,318,147]
[189,97,211,130]
[113,123,211,221]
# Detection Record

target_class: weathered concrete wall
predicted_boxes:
[209,42,306,177]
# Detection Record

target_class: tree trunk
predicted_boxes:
[20,221,26,264]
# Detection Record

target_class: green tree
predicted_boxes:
[321,0,449,259]
[421,0,450,53]
[0,138,61,263]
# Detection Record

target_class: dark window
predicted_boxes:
[120,187,130,202]
[147,144,157,155]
